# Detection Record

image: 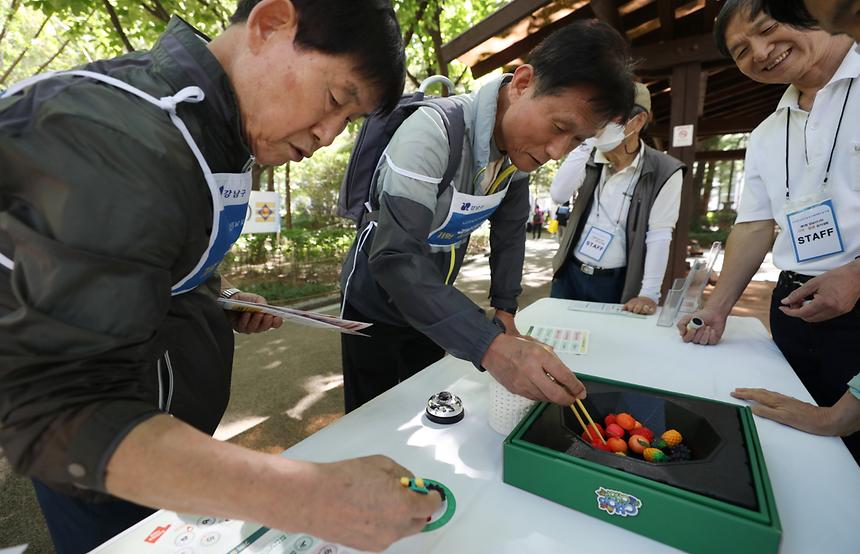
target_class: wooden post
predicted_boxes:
[663,62,705,298]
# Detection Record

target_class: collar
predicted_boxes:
[471,74,513,173]
[150,16,251,170]
[594,139,645,172]
[776,45,860,112]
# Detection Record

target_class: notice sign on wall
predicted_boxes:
[672,124,695,148]
[242,191,281,234]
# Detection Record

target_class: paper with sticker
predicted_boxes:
[526,325,589,355]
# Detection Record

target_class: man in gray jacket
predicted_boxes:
[340,20,635,412]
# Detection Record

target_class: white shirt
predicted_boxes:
[551,141,684,269]
[736,47,860,275]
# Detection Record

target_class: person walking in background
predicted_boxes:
[532,204,544,239]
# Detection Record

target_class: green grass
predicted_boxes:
[240,281,338,305]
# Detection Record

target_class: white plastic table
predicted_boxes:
[93,298,860,554]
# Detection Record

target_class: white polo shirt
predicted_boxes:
[736,47,860,275]
[562,142,683,269]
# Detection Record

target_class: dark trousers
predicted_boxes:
[532,223,542,239]
[32,478,154,554]
[550,259,626,303]
[769,273,860,464]
[341,302,444,413]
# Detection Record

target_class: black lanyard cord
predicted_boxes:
[785,77,854,200]
[596,152,641,228]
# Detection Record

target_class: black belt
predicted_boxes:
[572,259,625,277]
[776,270,814,290]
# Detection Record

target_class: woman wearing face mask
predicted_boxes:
[549,82,686,314]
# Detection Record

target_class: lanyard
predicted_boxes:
[785,77,854,200]
[596,151,641,228]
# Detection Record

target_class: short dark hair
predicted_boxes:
[755,0,819,28]
[527,19,635,123]
[714,0,761,59]
[230,0,405,114]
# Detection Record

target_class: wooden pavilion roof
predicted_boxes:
[441,0,785,140]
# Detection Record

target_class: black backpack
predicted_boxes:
[337,80,466,226]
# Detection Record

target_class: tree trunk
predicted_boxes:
[0,0,22,48]
[427,1,449,94]
[284,163,292,229]
[0,12,50,85]
[699,161,716,217]
[251,163,262,191]
[103,0,135,52]
[267,166,275,192]
[691,159,707,229]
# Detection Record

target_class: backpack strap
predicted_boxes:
[410,98,466,199]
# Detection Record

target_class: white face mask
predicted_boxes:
[594,122,632,153]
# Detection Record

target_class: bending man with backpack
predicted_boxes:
[339,20,635,412]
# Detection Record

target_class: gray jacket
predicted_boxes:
[341,75,529,366]
[552,144,685,302]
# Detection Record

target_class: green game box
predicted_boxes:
[502,374,781,553]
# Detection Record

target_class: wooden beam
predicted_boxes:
[657,0,675,40]
[651,114,770,137]
[469,9,590,78]
[439,0,551,63]
[695,148,746,161]
[631,33,723,71]
[590,0,625,34]
[664,62,704,298]
[702,0,720,33]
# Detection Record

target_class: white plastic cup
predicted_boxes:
[488,378,537,435]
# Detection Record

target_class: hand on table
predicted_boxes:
[296,455,441,552]
[480,334,585,404]
[730,388,832,435]
[677,307,728,345]
[228,292,284,333]
[623,296,657,315]
[779,262,860,322]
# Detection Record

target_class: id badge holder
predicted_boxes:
[578,226,614,263]
[785,192,845,263]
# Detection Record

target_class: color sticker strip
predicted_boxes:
[526,325,589,355]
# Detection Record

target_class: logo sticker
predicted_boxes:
[144,524,170,544]
[595,487,642,517]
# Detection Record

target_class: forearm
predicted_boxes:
[638,228,672,301]
[823,390,860,437]
[106,415,316,533]
[705,221,774,315]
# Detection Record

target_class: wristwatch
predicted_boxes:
[495,306,518,316]
[220,287,241,299]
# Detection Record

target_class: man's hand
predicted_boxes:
[107,417,437,554]
[779,261,860,322]
[623,296,657,315]
[293,456,441,552]
[228,292,283,333]
[677,306,728,345]
[480,334,585,404]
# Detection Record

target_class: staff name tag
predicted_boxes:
[786,199,844,262]
[578,226,614,262]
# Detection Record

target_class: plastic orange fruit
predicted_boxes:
[616,413,636,431]
[607,437,628,453]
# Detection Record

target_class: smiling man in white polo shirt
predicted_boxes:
[681,0,860,462]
